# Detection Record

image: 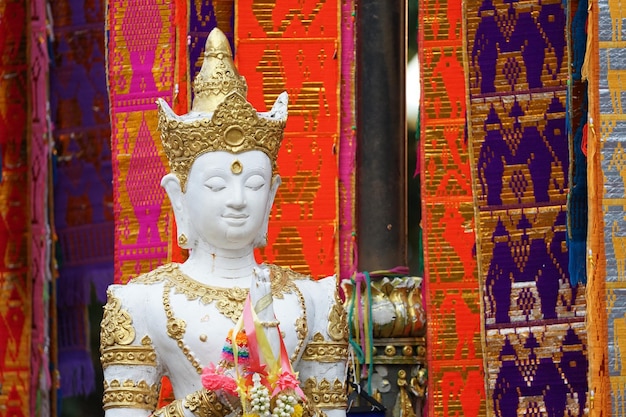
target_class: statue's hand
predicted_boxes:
[250,266,281,359]
[251,266,275,321]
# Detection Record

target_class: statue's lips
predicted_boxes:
[222,214,248,226]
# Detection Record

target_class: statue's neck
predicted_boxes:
[180,243,259,285]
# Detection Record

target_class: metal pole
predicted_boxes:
[357,0,407,271]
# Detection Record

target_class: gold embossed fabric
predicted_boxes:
[235,1,340,279]
[465,0,589,416]
[419,0,487,415]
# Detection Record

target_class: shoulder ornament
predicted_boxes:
[130,262,178,285]
[101,289,136,347]
[268,264,309,283]
[327,292,349,342]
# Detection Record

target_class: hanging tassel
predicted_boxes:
[581,0,593,81]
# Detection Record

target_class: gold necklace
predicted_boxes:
[162,280,204,374]
[168,267,249,322]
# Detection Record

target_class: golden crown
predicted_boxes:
[156,28,288,191]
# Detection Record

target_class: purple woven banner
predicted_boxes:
[465,0,588,415]
[50,0,113,397]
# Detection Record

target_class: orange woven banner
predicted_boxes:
[236,1,340,279]
[419,0,487,415]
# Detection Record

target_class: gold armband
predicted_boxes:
[184,389,233,417]
[102,379,159,410]
[152,399,186,416]
[301,333,348,363]
[101,335,157,368]
[152,389,233,417]
[301,401,328,417]
[303,378,348,409]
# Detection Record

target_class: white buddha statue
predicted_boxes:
[100,28,348,417]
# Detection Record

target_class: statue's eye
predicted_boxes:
[205,177,226,191]
[245,175,265,191]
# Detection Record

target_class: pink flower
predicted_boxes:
[201,363,238,395]
[274,371,301,393]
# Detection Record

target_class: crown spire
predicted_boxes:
[192,28,247,113]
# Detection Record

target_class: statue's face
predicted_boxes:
[183,150,274,250]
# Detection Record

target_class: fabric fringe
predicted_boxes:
[567,0,589,286]
[581,1,594,81]
[56,263,113,307]
[56,263,111,398]
[57,349,96,398]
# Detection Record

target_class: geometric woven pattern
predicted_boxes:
[236,0,340,279]
[598,0,626,413]
[0,1,31,415]
[339,0,356,280]
[420,0,486,415]
[465,1,588,416]
[29,0,51,413]
[108,0,176,283]
[50,0,113,397]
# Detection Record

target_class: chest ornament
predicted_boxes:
[161,264,307,373]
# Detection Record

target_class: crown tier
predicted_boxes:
[156,28,288,190]
[157,92,287,191]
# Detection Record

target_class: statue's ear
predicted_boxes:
[161,173,191,248]
[267,174,281,215]
[254,174,281,248]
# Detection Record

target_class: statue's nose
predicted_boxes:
[227,183,246,208]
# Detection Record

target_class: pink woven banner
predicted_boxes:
[29,0,52,413]
[108,0,176,283]
[339,0,356,280]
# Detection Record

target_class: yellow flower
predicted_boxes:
[293,404,304,417]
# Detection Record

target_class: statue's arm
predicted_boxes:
[100,285,162,417]
[297,277,349,417]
